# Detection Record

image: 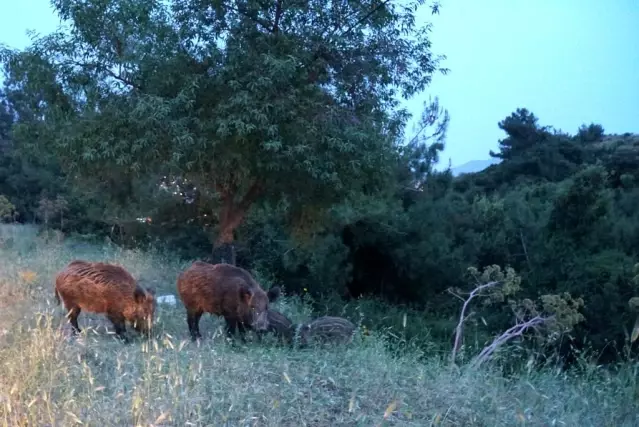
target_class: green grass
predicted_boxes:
[0,224,638,426]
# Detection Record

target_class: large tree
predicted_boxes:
[1,0,446,262]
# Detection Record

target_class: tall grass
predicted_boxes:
[0,224,637,426]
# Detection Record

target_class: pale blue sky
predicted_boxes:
[1,0,638,168]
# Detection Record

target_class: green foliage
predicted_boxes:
[396,96,450,192]
[547,165,610,243]
[490,108,549,161]
[0,90,84,227]
[538,293,586,334]
[232,115,639,363]
[485,108,586,185]
[577,123,605,143]
[465,264,522,305]
[1,0,447,248]
[0,195,16,222]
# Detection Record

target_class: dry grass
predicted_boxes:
[0,224,637,426]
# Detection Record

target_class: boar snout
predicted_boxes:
[131,286,156,336]
[132,315,153,336]
[252,310,270,331]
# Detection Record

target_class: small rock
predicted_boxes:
[157,294,177,306]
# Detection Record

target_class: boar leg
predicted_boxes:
[107,313,129,342]
[224,319,247,342]
[187,309,203,341]
[236,322,249,343]
[66,307,82,334]
[225,318,237,337]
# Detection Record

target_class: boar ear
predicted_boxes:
[238,286,253,303]
[146,287,156,297]
[267,286,281,302]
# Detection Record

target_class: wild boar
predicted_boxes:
[176,261,281,341]
[256,309,296,344]
[54,260,156,340]
[298,316,356,347]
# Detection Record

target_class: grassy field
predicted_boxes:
[0,224,637,426]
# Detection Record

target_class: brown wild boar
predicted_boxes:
[298,316,356,347]
[54,260,156,341]
[256,309,296,344]
[176,261,280,341]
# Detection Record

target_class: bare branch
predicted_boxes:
[470,315,553,369]
[519,230,533,272]
[446,288,465,303]
[450,281,500,365]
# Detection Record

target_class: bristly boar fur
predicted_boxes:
[54,260,156,341]
[298,316,356,347]
[176,261,281,341]
[257,309,296,344]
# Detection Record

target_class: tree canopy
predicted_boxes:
[1,0,446,261]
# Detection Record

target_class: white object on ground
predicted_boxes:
[157,294,177,306]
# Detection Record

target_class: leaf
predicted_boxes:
[383,400,398,419]
[154,411,170,424]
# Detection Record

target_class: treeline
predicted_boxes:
[3,96,639,362]
[1,0,638,363]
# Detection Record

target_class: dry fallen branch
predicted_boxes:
[470,315,552,369]
[449,281,500,365]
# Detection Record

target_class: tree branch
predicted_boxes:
[446,288,465,303]
[450,281,500,365]
[336,0,393,39]
[272,0,283,33]
[103,67,142,91]
[67,60,142,91]
[214,179,262,222]
[213,179,263,247]
[230,4,273,33]
[519,229,533,272]
[213,182,231,201]
[238,179,263,212]
[470,315,552,369]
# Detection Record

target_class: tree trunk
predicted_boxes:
[210,180,262,265]
[211,208,241,266]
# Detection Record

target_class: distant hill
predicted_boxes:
[450,158,501,176]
